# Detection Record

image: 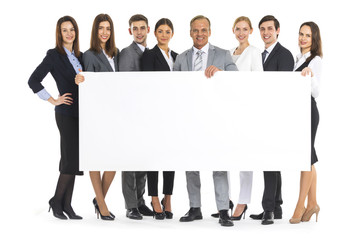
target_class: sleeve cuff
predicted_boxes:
[36,88,51,101]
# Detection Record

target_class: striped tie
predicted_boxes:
[194,50,204,71]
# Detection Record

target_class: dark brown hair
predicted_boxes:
[258,15,280,37]
[300,21,323,63]
[129,14,148,27]
[190,15,211,29]
[154,18,174,32]
[55,16,80,58]
[90,14,117,58]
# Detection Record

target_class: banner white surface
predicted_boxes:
[79,71,310,171]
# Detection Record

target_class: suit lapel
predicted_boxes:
[60,53,76,76]
[96,51,113,72]
[207,43,215,67]
[131,41,143,57]
[186,48,193,71]
[155,45,170,71]
[264,42,280,69]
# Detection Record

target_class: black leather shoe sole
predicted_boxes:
[219,219,234,227]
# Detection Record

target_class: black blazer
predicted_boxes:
[28,48,83,117]
[141,45,178,71]
[263,42,294,71]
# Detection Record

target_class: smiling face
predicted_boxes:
[233,20,253,44]
[98,21,111,47]
[298,25,312,54]
[155,24,173,47]
[129,20,150,46]
[259,20,280,48]
[190,18,211,49]
[61,21,75,46]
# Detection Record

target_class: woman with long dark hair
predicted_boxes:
[290,21,322,224]
[141,18,178,220]
[28,15,83,220]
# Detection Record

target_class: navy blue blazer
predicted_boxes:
[28,48,83,117]
[263,42,294,71]
[141,45,178,71]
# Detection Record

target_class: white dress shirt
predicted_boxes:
[136,43,146,52]
[192,42,209,71]
[159,47,174,71]
[102,49,115,72]
[294,51,322,98]
[230,45,263,71]
[263,41,278,63]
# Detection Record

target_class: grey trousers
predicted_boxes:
[122,171,147,209]
[186,171,229,211]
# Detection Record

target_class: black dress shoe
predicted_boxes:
[93,198,115,218]
[250,210,282,220]
[63,206,82,220]
[211,200,234,218]
[126,208,143,220]
[219,210,234,227]
[161,198,173,219]
[261,211,274,225]
[179,208,203,222]
[138,204,154,216]
[48,198,67,220]
[231,204,247,221]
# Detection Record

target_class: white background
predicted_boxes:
[1,0,359,239]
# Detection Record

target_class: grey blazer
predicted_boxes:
[119,41,144,71]
[83,48,120,72]
[173,43,238,71]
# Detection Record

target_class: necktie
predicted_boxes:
[194,50,204,71]
[262,50,268,64]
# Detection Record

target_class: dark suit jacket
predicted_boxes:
[28,48,83,117]
[141,45,178,71]
[83,48,120,72]
[263,42,294,71]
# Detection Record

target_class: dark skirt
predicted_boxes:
[311,97,319,165]
[55,112,83,175]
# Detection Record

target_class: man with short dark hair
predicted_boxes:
[249,15,294,225]
[119,14,153,220]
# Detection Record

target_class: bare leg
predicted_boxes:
[90,171,110,216]
[232,204,246,217]
[102,171,116,198]
[291,168,313,219]
[306,165,317,210]
[164,194,172,212]
[151,196,162,213]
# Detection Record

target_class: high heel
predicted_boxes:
[151,202,165,220]
[289,207,305,224]
[92,198,114,220]
[161,198,173,219]
[301,205,320,222]
[63,205,82,220]
[93,198,115,219]
[211,200,234,218]
[231,204,247,221]
[48,198,67,220]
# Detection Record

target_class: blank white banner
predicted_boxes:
[79,71,310,171]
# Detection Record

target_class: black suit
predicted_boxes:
[262,42,294,213]
[141,45,178,196]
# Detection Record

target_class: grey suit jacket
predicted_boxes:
[173,43,238,71]
[119,41,144,71]
[83,48,120,72]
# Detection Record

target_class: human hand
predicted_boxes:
[75,69,84,85]
[49,93,73,106]
[301,67,313,77]
[205,65,221,78]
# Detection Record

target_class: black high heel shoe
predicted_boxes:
[93,198,115,219]
[231,204,247,221]
[63,205,82,220]
[211,200,234,218]
[151,202,165,220]
[161,198,173,219]
[92,198,114,220]
[48,198,67,220]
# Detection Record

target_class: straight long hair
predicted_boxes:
[55,16,80,58]
[90,14,117,58]
[300,21,323,63]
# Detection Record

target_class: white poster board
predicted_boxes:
[79,71,310,171]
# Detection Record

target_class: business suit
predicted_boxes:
[83,49,120,72]
[118,41,148,210]
[261,42,294,214]
[141,45,178,197]
[28,48,83,175]
[174,43,238,211]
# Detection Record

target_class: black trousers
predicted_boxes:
[262,171,282,212]
[147,171,175,196]
[311,97,319,165]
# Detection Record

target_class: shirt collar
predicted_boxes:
[63,46,74,56]
[136,43,146,52]
[296,51,311,62]
[193,42,210,55]
[265,41,278,54]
